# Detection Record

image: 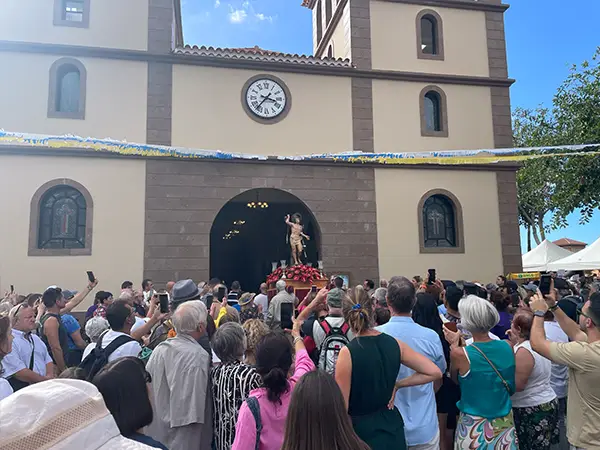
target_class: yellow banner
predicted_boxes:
[508,272,541,280]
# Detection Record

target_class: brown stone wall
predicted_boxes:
[496,170,522,274]
[144,160,379,286]
[485,11,513,148]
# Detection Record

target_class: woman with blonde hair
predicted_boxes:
[335,290,442,450]
[242,319,270,366]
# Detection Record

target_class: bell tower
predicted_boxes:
[303,0,371,70]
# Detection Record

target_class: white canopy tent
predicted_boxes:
[547,236,600,271]
[522,239,573,272]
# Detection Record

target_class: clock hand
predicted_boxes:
[257,93,272,108]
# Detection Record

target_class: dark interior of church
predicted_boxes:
[210,189,320,292]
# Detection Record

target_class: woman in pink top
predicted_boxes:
[232,318,315,450]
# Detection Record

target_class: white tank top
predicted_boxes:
[511,340,557,408]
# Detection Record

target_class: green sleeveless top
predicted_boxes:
[457,340,516,419]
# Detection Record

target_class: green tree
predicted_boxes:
[514,47,600,248]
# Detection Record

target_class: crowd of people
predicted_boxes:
[0,271,598,450]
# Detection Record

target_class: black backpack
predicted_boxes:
[78,331,134,381]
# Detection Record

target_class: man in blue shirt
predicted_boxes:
[377,276,446,450]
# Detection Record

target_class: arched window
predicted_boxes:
[56,66,81,113]
[424,91,441,131]
[29,179,93,256]
[416,10,444,60]
[327,44,333,58]
[316,1,323,43]
[420,85,448,137]
[325,0,332,25]
[48,58,87,119]
[418,190,464,253]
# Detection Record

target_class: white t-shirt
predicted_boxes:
[511,340,557,408]
[544,321,569,399]
[0,378,13,401]
[82,330,142,363]
[312,316,354,350]
[131,316,147,334]
[254,293,269,315]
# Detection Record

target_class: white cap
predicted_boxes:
[0,379,156,450]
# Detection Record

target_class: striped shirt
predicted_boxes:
[211,361,262,450]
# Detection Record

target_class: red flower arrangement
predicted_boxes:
[266,265,324,285]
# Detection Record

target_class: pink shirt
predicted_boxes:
[231,349,315,450]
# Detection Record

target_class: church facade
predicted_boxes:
[0,0,521,299]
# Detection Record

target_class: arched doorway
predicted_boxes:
[210,188,321,292]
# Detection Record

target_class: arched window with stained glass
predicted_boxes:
[38,185,87,249]
[422,194,455,247]
[418,190,464,253]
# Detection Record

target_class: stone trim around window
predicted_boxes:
[417,189,465,254]
[419,85,449,138]
[47,57,87,120]
[53,0,91,28]
[416,9,445,61]
[28,178,94,256]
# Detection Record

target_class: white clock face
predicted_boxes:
[245,78,287,119]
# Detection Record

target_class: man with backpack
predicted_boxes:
[79,300,142,379]
[297,287,354,374]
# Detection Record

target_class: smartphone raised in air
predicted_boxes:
[86,271,96,283]
[158,293,169,314]
[539,274,552,296]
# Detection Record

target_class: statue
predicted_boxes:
[285,213,310,266]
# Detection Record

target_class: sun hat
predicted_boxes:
[238,292,256,307]
[0,379,156,450]
[171,279,200,304]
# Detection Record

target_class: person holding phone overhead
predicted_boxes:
[443,295,517,449]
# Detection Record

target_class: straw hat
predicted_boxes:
[0,379,157,450]
[238,292,256,307]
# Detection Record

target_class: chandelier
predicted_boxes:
[247,201,268,209]
[246,191,269,209]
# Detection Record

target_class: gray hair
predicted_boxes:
[85,317,110,343]
[172,300,207,335]
[459,295,499,334]
[212,322,247,362]
[591,281,600,294]
[119,291,133,302]
[9,303,31,325]
[275,280,286,292]
[0,302,12,315]
[373,287,388,306]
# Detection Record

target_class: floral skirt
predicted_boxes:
[513,398,559,450]
[455,411,518,450]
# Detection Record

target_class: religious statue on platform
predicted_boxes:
[285,213,310,266]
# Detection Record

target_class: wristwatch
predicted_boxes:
[533,310,546,318]
[548,304,559,312]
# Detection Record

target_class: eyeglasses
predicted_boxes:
[144,370,152,383]
[577,304,596,325]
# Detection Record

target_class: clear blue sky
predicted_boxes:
[181,0,600,251]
